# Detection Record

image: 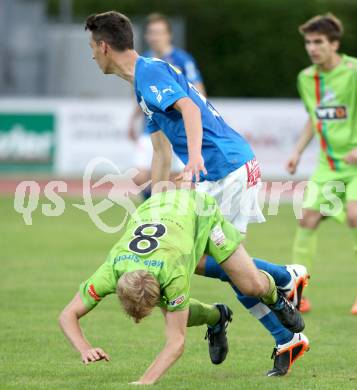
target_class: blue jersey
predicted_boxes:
[141,47,203,136]
[142,47,203,84]
[134,56,254,181]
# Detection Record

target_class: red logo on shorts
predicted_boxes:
[88,284,101,301]
[245,158,261,188]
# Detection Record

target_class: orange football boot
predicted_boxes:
[299,297,311,313]
[267,333,310,376]
[351,297,357,315]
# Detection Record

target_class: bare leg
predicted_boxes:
[204,245,304,333]
[197,250,271,298]
[218,244,269,297]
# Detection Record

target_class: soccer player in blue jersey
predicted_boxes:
[85,11,309,376]
[127,13,206,196]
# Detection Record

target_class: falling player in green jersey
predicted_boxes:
[286,13,357,314]
[59,189,304,385]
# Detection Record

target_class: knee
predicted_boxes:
[347,215,357,228]
[195,256,206,275]
[299,210,322,229]
[347,204,357,227]
[239,277,266,297]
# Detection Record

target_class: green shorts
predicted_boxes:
[303,168,357,223]
[203,206,244,264]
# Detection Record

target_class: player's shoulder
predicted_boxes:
[298,65,315,81]
[136,56,169,82]
[138,55,166,69]
[341,54,357,73]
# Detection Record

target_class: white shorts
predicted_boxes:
[195,158,265,233]
[134,134,185,172]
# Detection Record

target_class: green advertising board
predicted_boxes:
[0,113,55,172]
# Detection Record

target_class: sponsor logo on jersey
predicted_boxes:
[88,284,101,301]
[321,89,336,105]
[150,86,162,103]
[315,106,348,120]
[169,295,185,307]
[162,86,174,94]
[210,224,226,247]
[113,253,140,264]
[143,259,164,268]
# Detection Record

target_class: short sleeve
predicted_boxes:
[161,275,190,312]
[139,64,188,112]
[79,261,117,310]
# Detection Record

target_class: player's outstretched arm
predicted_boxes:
[59,293,110,364]
[286,118,314,174]
[131,308,189,385]
[173,97,207,182]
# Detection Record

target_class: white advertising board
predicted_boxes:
[55,100,135,175]
[211,99,318,180]
[0,98,318,179]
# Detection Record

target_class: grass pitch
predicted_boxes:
[1,195,357,389]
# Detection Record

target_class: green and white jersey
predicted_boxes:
[79,190,242,312]
[298,54,357,176]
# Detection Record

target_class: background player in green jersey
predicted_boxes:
[286,13,357,314]
[59,190,304,385]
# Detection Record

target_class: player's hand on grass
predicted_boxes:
[180,155,207,182]
[81,347,110,364]
[286,152,300,174]
[344,149,357,164]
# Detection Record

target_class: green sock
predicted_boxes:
[292,226,317,272]
[187,298,220,327]
[259,270,278,305]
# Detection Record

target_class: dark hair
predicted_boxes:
[85,11,134,51]
[299,13,343,42]
[145,12,172,33]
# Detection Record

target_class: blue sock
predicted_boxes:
[204,256,294,346]
[233,285,293,345]
[253,258,291,286]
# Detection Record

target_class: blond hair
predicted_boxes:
[299,13,343,42]
[117,270,160,323]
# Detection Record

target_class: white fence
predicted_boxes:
[0,98,317,179]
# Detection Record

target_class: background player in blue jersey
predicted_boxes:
[127,13,206,193]
[85,11,309,376]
